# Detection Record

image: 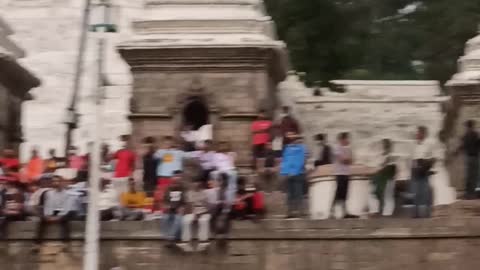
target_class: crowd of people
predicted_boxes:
[1,104,480,252]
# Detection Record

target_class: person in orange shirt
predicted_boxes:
[119,178,146,220]
[25,148,43,182]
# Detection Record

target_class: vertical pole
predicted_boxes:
[83,2,107,270]
[65,0,92,158]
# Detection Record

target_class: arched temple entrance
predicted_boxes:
[182,96,209,130]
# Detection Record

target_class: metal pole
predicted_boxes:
[83,3,107,270]
[65,0,92,158]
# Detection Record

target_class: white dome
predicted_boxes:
[465,34,480,54]
[449,27,480,83]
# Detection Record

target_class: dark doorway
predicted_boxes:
[183,97,209,130]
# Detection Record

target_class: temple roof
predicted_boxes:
[447,25,480,84]
[119,0,288,81]
[0,16,25,58]
[0,16,40,98]
[131,0,274,37]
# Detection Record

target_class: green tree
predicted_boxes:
[264,0,480,85]
[411,0,480,85]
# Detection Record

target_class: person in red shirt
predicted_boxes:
[251,110,272,166]
[113,135,136,178]
[0,149,20,173]
[0,149,21,182]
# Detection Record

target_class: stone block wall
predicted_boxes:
[215,119,253,165]
[296,99,444,166]
[131,71,268,116]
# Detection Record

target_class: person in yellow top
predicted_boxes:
[120,178,146,220]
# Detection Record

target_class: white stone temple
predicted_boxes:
[280,76,457,208]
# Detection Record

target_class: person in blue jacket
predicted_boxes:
[280,132,307,218]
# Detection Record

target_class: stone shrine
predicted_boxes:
[118,0,288,165]
[445,26,480,192]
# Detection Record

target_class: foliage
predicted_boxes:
[264,0,480,86]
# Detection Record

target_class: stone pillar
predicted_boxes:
[444,82,480,192]
[444,26,480,193]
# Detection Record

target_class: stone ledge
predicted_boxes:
[3,217,480,241]
[330,80,440,86]
[295,97,448,104]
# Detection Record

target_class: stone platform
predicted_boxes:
[2,216,480,270]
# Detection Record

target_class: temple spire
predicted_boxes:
[130,0,275,38]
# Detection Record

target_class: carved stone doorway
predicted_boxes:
[182,96,209,131]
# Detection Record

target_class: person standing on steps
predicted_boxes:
[456,120,480,199]
[142,137,158,197]
[256,141,281,193]
[314,133,332,167]
[280,132,307,218]
[369,139,397,216]
[410,126,436,218]
[331,132,358,219]
[271,125,284,157]
[113,135,136,178]
[251,110,273,167]
[279,106,301,144]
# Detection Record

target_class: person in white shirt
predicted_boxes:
[179,181,211,252]
[180,125,198,152]
[198,141,216,171]
[189,140,217,185]
[212,142,237,204]
[411,126,436,218]
[35,175,76,250]
[271,125,284,157]
[197,124,213,143]
[98,179,121,221]
[331,132,357,219]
